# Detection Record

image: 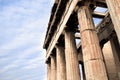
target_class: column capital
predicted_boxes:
[46,57,51,64]
[55,37,65,48]
[65,27,76,33]
[50,48,56,57]
[55,43,64,48]
[77,1,96,13]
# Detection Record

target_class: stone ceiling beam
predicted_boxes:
[92,11,106,18]
[75,34,81,39]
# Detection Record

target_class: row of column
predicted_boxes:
[47,29,81,80]
[47,0,120,80]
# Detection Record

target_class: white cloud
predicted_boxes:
[0,64,18,73]
[0,18,46,56]
[0,45,46,74]
[0,0,53,80]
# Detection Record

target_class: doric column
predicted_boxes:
[110,36,120,79]
[64,29,81,80]
[47,62,51,80]
[106,0,120,43]
[50,54,56,80]
[56,44,66,80]
[102,41,119,80]
[77,5,108,80]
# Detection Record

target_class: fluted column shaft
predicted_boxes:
[47,63,51,80]
[110,37,120,80]
[64,30,81,80]
[51,55,56,80]
[102,40,119,80]
[106,0,120,44]
[56,45,66,80]
[78,6,108,80]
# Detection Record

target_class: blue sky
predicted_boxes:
[0,0,53,80]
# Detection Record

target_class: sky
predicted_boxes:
[0,0,54,80]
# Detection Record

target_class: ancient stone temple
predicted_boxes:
[43,0,120,80]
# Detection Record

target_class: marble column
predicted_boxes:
[47,62,51,80]
[64,29,81,80]
[110,36,120,80]
[78,5,108,80]
[56,44,66,80]
[51,54,56,80]
[106,0,120,44]
[102,40,119,80]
